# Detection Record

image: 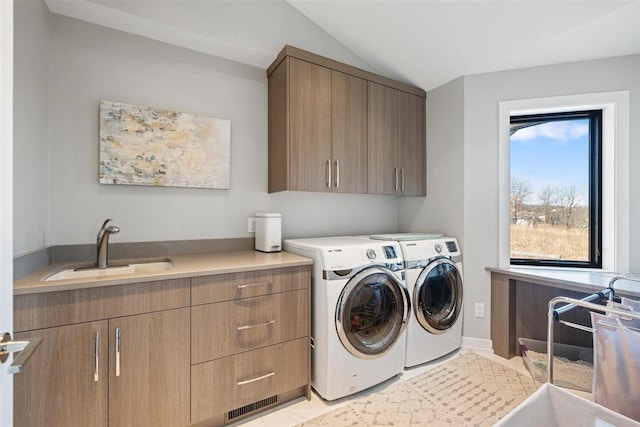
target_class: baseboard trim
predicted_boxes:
[461,337,493,354]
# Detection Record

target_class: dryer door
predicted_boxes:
[414,258,463,334]
[335,266,410,359]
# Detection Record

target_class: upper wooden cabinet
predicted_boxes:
[267,45,426,196]
[331,70,368,194]
[398,91,426,196]
[275,57,331,192]
[368,82,398,195]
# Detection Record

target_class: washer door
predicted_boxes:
[414,258,463,334]
[335,266,410,359]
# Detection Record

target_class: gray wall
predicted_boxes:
[398,76,464,240]
[14,11,398,254]
[398,55,639,341]
[461,55,640,340]
[13,0,50,255]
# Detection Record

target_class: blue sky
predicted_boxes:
[510,119,589,206]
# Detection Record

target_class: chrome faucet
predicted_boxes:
[96,219,120,269]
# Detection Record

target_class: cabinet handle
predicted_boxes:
[401,168,405,193]
[335,160,340,188]
[115,328,120,377]
[237,280,272,289]
[94,331,99,382]
[326,160,332,187]
[237,319,276,331]
[394,167,399,192]
[237,371,275,386]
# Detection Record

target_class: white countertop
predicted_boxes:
[14,250,313,295]
[486,266,640,298]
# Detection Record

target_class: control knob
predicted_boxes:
[366,249,376,260]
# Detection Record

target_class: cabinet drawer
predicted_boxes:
[191,266,310,305]
[191,289,308,364]
[191,338,308,424]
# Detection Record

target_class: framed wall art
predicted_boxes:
[99,100,231,189]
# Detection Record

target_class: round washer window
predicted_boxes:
[336,267,409,359]
[414,258,463,334]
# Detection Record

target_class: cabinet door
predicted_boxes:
[398,91,426,196]
[332,70,368,194]
[289,57,332,192]
[368,81,398,195]
[109,308,190,427]
[14,321,108,427]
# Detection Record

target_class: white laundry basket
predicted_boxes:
[495,383,640,427]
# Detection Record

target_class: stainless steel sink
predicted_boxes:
[43,259,174,281]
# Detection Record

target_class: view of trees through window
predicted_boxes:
[509,112,598,265]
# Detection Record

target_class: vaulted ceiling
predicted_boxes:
[45,0,640,91]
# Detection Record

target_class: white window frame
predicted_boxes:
[498,91,630,272]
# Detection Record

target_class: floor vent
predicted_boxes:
[226,395,278,422]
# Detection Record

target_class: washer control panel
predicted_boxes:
[383,245,397,259]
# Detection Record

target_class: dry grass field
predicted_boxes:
[510,223,589,261]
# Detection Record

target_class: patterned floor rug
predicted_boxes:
[299,352,540,427]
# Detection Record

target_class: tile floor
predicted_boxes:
[232,348,591,427]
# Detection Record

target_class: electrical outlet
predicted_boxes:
[474,303,485,318]
[248,217,256,233]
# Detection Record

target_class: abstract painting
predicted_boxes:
[99,100,231,189]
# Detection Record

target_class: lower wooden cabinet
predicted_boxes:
[14,308,190,427]
[14,321,109,427]
[109,308,190,427]
[191,289,308,364]
[13,266,309,427]
[191,338,308,424]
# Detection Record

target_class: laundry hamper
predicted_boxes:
[544,279,640,425]
[591,304,640,421]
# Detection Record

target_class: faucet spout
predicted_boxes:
[96,219,120,268]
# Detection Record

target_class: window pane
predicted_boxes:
[510,118,590,262]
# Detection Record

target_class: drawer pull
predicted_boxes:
[237,371,275,386]
[237,281,273,289]
[237,320,276,331]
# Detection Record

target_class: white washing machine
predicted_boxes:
[283,236,411,401]
[368,234,464,367]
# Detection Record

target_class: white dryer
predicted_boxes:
[369,234,464,367]
[283,236,410,401]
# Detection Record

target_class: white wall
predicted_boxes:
[13,12,398,253]
[13,0,50,255]
[462,55,640,340]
